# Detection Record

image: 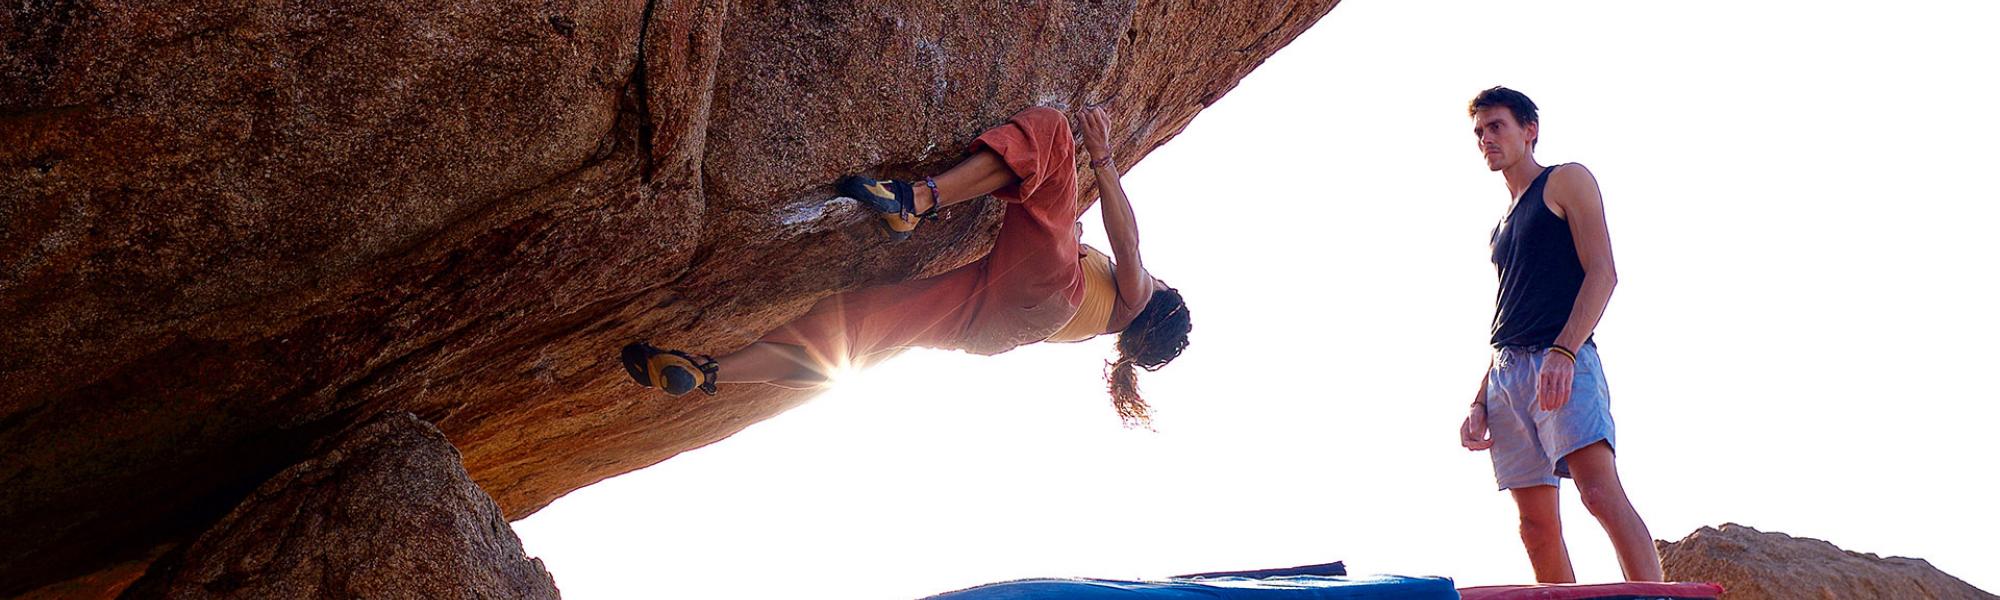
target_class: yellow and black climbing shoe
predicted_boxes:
[620,342,718,396]
[838,175,934,241]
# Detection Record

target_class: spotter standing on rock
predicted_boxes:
[622,106,1191,427]
[1456,87,1664,582]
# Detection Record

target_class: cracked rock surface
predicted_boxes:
[2,0,1338,594]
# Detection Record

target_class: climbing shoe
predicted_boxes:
[620,342,718,396]
[837,175,933,241]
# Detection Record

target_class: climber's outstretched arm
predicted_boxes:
[1080,107,1155,313]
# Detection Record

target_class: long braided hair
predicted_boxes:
[1106,288,1191,429]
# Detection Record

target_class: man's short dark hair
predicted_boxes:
[1468,86,1539,126]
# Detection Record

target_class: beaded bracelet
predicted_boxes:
[1089,155,1115,169]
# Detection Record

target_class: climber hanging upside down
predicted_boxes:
[620,105,1192,427]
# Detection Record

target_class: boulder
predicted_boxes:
[1,0,1339,594]
[1658,523,1994,600]
[115,412,559,599]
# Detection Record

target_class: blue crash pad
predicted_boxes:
[926,574,1458,599]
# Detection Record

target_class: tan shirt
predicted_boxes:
[1044,247,1116,342]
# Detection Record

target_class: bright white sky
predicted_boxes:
[517,1,2000,597]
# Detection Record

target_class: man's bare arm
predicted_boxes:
[1462,359,1494,451]
[1548,163,1617,353]
[1080,107,1155,312]
[1532,163,1615,410]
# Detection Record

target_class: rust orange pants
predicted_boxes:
[760,107,1086,369]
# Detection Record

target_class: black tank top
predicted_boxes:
[1490,165,1588,348]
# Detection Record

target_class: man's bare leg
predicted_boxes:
[912,149,1019,214]
[1510,485,1577,583]
[1565,441,1665,581]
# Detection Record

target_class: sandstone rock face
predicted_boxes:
[114,412,559,600]
[2,0,1339,594]
[1658,524,1995,600]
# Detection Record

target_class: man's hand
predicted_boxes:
[1536,352,1575,411]
[1080,106,1112,161]
[1460,403,1493,451]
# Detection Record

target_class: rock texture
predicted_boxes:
[114,412,559,599]
[1658,523,1995,600]
[2,0,1339,594]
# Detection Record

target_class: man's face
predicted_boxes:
[1472,106,1537,171]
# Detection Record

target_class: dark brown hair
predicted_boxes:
[1106,288,1191,429]
[1469,86,1540,148]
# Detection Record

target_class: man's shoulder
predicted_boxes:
[1545,162,1602,202]
[1550,162,1596,183]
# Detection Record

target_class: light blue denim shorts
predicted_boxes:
[1484,341,1616,490]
